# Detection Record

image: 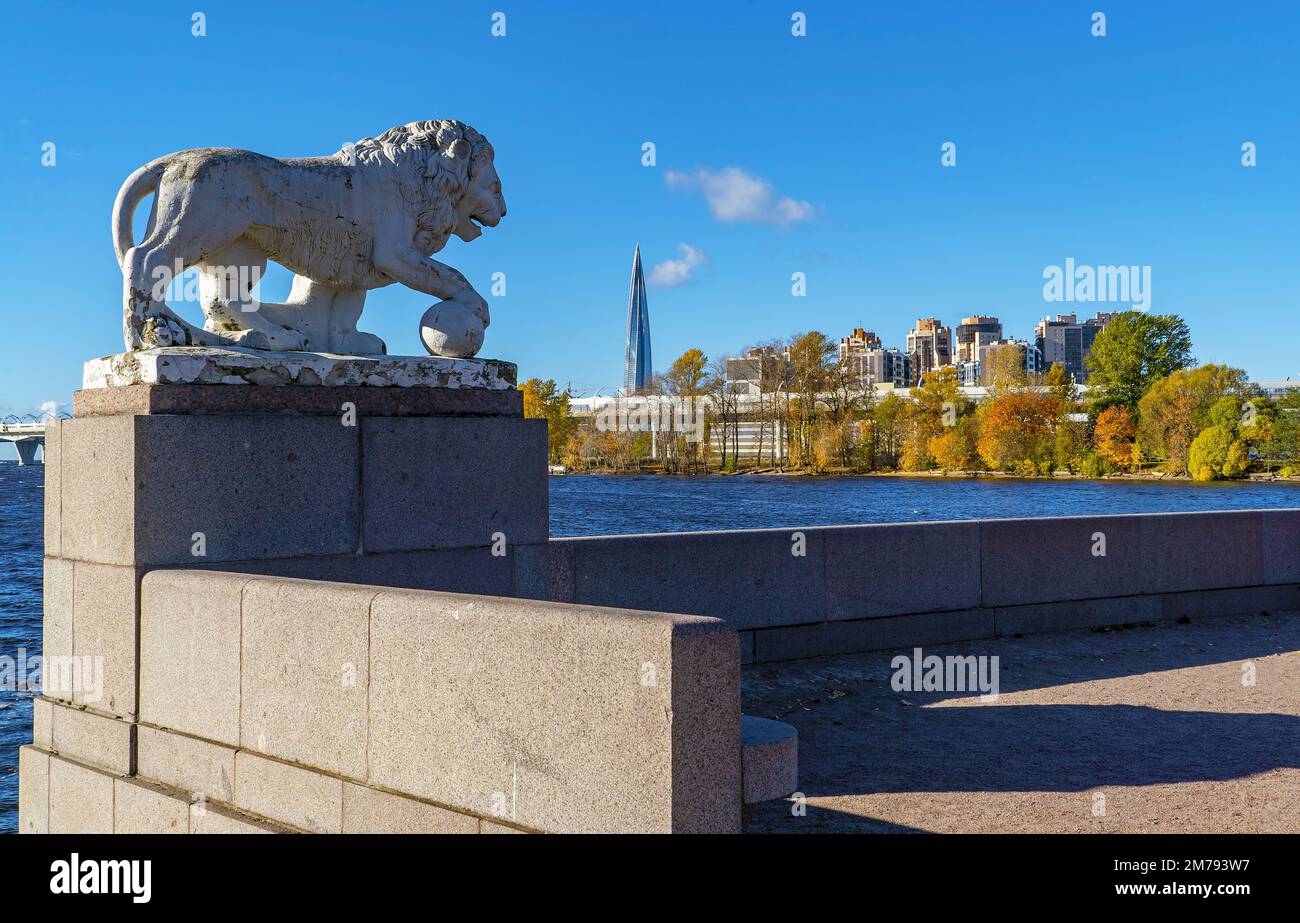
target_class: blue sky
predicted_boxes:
[2,0,1298,454]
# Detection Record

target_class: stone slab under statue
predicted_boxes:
[83,346,516,391]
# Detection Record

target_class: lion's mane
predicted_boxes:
[335,120,495,237]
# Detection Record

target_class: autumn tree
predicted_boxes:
[928,416,980,471]
[977,390,1063,475]
[660,349,714,472]
[519,378,577,464]
[1044,361,1078,406]
[1137,364,1247,474]
[902,366,968,471]
[981,343,1029,396]
[786,332,834,467]
[1094,405,1139,471]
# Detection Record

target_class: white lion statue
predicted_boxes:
[111,119,505,354]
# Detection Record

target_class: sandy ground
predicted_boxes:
[743,612,1300,833]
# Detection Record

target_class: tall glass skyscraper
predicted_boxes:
[623,244,652,394]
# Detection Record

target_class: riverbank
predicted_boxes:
[555,465,1300,484]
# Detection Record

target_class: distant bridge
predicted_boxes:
[0,414,69,466]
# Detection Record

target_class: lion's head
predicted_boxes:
[336,119,505,254]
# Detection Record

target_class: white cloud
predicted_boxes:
[665,167,814,225]
[35,400,67,420]
[648,243,707,288]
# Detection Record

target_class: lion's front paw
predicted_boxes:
[464,291,490,328]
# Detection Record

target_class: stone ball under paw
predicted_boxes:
[420,301,485,358]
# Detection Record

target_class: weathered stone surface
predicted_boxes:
[140,570,248,746]
[85,348,516,391]
[190,802,287,834]
[42,420,61,556]
[114,778,188,834]
[564,528,826,631]
[71,561,138,716]
[362,417,548,553]
[136,724,236,804]
[50,700,135,774]
[240,578,373,779]
[32,698,53,749]
[368,587,739,833]
[59,416,136,565]
[752,610,995,663]
[75,381,522,418]
[980,515,1146,606]
[57,415,360,567]
[18,746,49,834]
[827,522,980,618]
[1142,511,1264,593]
[41,558,73,702]
[209,547,534,599]
[671,618,742,832]
[341,783,478,834]
[1262,510,1300,584]
[48,755,115,834]
[994,595,1163,637]
[234,752,343,834]
[740,716,798,804]
[135,415,359,565]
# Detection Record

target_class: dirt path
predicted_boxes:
[743,612,1300,833]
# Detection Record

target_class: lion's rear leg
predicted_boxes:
[121,188,247,350]
[197,241,310,351]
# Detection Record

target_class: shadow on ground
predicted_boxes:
[742,613,1300,833]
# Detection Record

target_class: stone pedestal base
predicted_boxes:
[24,375,754,834]
[37,382,548,724]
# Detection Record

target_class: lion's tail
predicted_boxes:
[111,156,171,267]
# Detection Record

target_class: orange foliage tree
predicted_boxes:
[976,391,1062,474]
[1093,405,1139,471]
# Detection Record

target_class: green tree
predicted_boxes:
[866,393,907,469]
[1262,388,1300,474]
[1086,312,1193,410]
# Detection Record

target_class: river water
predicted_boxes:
[2,462,1297,831]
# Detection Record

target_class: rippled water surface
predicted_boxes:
[547,472,1300,536]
